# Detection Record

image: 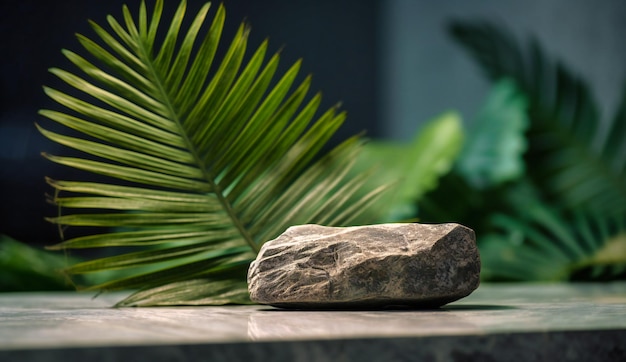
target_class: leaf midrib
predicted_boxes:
[133,27,258,254]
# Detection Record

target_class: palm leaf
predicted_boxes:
[450,21,626,216]
[480,181,626,281]
[38,0,388,306]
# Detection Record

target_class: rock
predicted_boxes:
[247,223,480,309]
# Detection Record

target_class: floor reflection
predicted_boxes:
[247,308,479,340]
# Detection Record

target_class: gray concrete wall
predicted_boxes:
[379,0,626,140]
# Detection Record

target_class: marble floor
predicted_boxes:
[1,283,624,361]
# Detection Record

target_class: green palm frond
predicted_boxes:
[38,0,388,306]
[480,182,626,281]
[450,21,626,216]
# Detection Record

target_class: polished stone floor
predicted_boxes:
[1,283,625,361]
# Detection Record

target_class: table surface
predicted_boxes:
[1,282,625,352]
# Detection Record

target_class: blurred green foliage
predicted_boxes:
[0,235,78,291]
[415,22,626,281]
[351,111,464,222]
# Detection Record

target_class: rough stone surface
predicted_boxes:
[247,223,480,309]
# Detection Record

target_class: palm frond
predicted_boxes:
[38,0,388,306]
[480,181,626,281]
[450,21,626,215]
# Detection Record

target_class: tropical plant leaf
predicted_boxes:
[116,265,252,307]
[417,80,529,229]
[456,79,529,189]
[450,21,626,216]
[38,0,389,306]
[0,235,81,291]
[480,182,626,281]
[351,111,463,221]
[413,71,625,281]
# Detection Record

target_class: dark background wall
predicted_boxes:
[0,0,381,245]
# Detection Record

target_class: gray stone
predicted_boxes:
[247,223,480,309]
